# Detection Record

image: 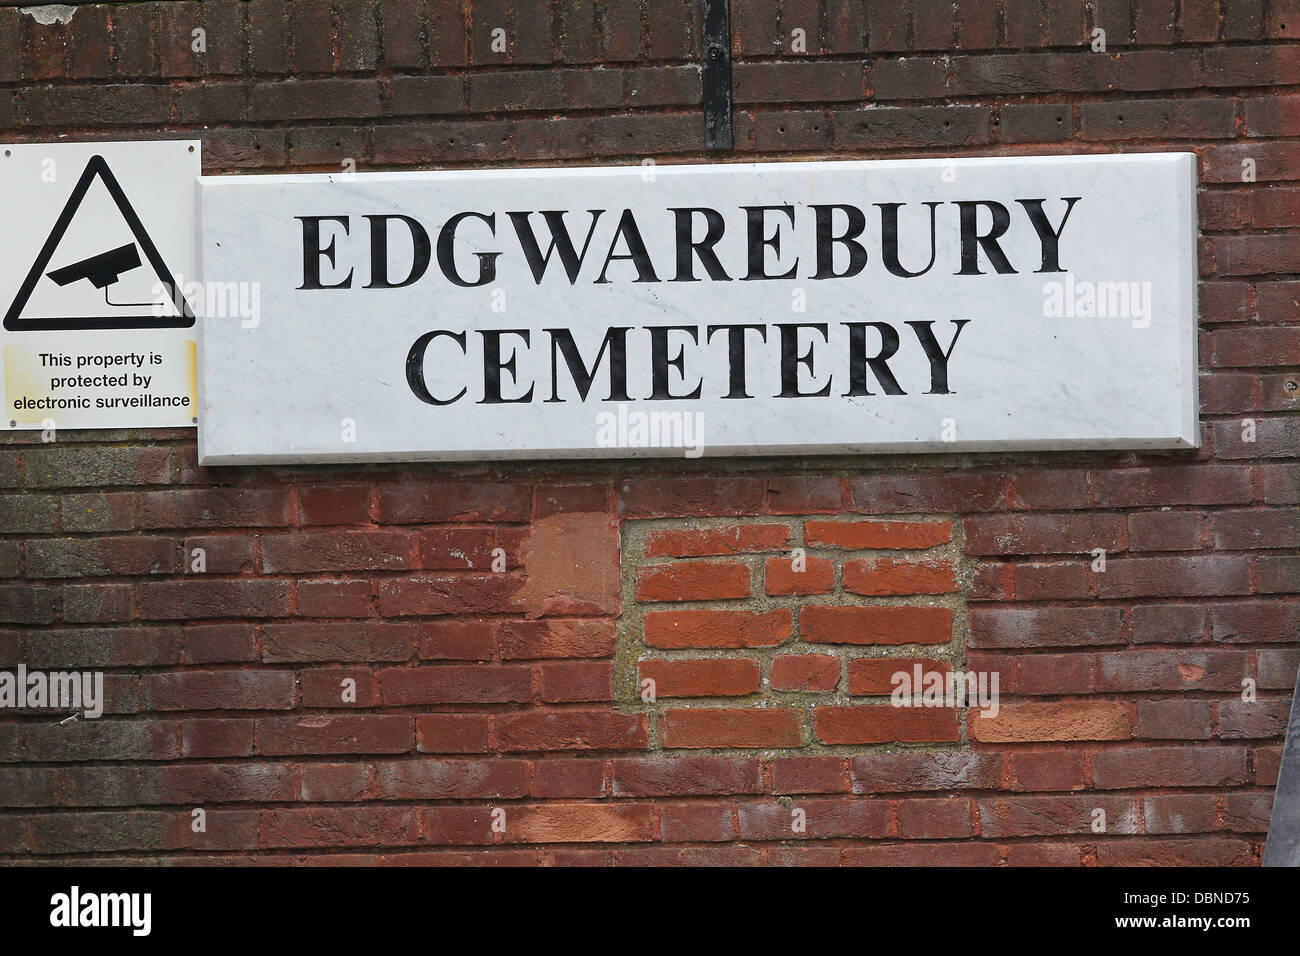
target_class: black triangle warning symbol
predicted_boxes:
[3,155,195,332]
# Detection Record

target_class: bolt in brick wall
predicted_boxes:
[0,0,1297,866]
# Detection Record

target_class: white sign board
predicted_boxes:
[198,153,1197,463]
[0,140,200,430]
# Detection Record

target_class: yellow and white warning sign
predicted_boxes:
[0,140,200,429]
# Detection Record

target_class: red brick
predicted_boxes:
[258,716,413,755]
[749,109,833,151]
[971,701,1131,743]
[1211,508,1300,549]
[139,580,291,620]
[296,579,372,617]
[1009,750,1088,792]
[1012,652,1092,695]
[556,0,598,63]
[12,0,1300,866]
[297,763,370,802]
[644,524,792,557]
[1222,791,1273,832]
[1211,327,1300,368]
[611,756,762,796]
[643,609,792,649]
[1097,838,1254,866]
[1082,99,1236,140]
[376,482,531,523]
[1003,843,1083,866]
[1137,698,1215,739]
[1098,649,1250,692]
[495,711,648,752]
[872,56,946,100]
[635,560,751,602]
[506,804,657,844]
[1141,793,1219,835]
[300,669,377,708]
[1218,698,1291,738]
[420,806,496,846]
[845,842,1000,866]
[763,476,845,513]
[26,536,177,578]
[0,586,56,625]
[1092,466,1253,507]
[372,759,529,800]
[639,659,761,698]
[813,706,960,744]
[416,714,492,754]
[768,756,848,794]
[533,759,606,798]
[377,573,525,617]
[183,535,254,574]
[1128,510,1205,551]
[262,807,419,848]
[418,527,527,570]
[0,9,23,81]
[843,558,957,595]
[968,606,1124,648]
[619,478,767,517]
[262,530,413,573]
[138,489,292,528]
[381,665,532,705]
[801,605,952,645]
[850,473,1004,513]
[660,708,803,748]
[144,670,296,711]
[538,660,612,703]
[764,555,834,595]
[155,762,293,804]
[1255,745,1284,786]
[979,795,1139,838]
[1091,746,1249,789]
[59,492,137,532]
[182,719,252,758]
[737,797,889,839]
[1010,562,1091,600]
[248,0,289,73]
[498,619,615,659]
[866,0,909,51]
[848,751,996,794]
[964,513,1127,555]
[804,519,951,550]
[896,797,974,838]
[298,485,371,524]
[848,657,949,696]
[182,623,256,665]
[263,622,414,663]
[532,483,611,517]
[659,801,733,842]
[770,654,841,692]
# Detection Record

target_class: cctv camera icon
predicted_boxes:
[46,243,147,307]
[4,155,194,331]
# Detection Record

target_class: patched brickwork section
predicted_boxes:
[616,516,971,750]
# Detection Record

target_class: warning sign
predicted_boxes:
[0,140,200,429]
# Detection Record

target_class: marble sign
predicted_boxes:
[197,153,1197,463]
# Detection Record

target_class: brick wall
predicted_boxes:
[0,0,1296,865]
